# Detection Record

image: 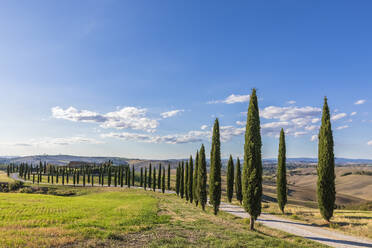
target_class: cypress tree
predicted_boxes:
[158,164,161,189]
[144,167,147,190]
[127,167,131,188]
[235,158,243,204]
[73,170,76,186]
[108,166,112,187]
[101,167,104,186]
[91,172,94,187]
[188,156,193,203]
[56,169,59,184]
[148,163,152,189]
[227,155,234,203]
[153,167,156,191]
[185,161,189,201]
[193,150,199,206]
[277,128,287,213]
[86,168,89,184]
[176,165,180,195]
[82,169,86,187]
[162,167,165,193]
[77,170,80,185]
[114,170,117,187]
[33,174,35,184]
[197,144,207,210]
[140,167,143,187]
[209,118,221,215]
[167,164,171,190]
[132,165,135,186]
[317,97,336,223]
[120,167,124,187]
[242,88,263,230]
[180,162,184,198]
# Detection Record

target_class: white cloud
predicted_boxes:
[236,121,245,126]
[355,99,366,105]
[220,126,245,142]
[305,125,318,131]
[367,140,372,146]
[160,109,184,119]
[336,125,349,130]
[12,136,103,147]
[200,125,208,130]
[331,113,347,121]
[350,112,357,116]
[52,106,158,132]
[294,131,307,137]
[208,94,250,104]
[287,100,296,104]
[261,106,321,121]
[312,118,320,123]
[311,135,318,142]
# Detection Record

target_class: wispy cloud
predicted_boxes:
[311,135,318,142]
[160,109,184,119]
[52,106,158,132]
[287,100,296,104]
[336,125,349,130]
[367,140,372,146]
[355,99,366,105]
[200,125,208,130]
[208,94,250,104]
[350,112,357,116]
[11,136,103,147]
[331,113,347,121]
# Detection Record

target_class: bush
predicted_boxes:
[8,181,24,191]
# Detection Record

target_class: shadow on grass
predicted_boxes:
[305,237,372,247]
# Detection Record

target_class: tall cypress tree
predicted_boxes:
[167,164,171,190]
[193,150,199,206]
[158,164,161,189]
[185,161,189,201]
[209,118,221,215]
[162,167,165,193]
[108,166,111,187]
[317,97,336,223]
[176,165,180,195]
[197,145,207,210]
[243,88,263,230]
[227,155,234,203]
[132,165,135,186]
[235,158,243,204]
[140,167,143,187]
[148,163,152,189]
[180,162,184,198]
[277,128,287,213]
[144,167,147,190]
[153,167,156,191]
[188,156,193,203]
[127,167,131,188]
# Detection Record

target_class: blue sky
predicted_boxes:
[0,0,371,159]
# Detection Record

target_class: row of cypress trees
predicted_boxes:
[142,163,171,193]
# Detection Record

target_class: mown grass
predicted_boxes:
[263,202,372,239]
[0,171,14,183]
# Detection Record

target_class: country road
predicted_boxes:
[10,173,372,248]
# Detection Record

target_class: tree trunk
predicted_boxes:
[250,216,255,230]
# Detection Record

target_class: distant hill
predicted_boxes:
[0,155,371,167]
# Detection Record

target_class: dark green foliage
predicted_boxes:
[114,170,117,187]
[197,145,207,210]
[91,173,94,186]
[227,155,234,203]
[180,162,184,198]
[144,167,147,190]
[242,88,263,230]
[193,150,199,206]
[175,165,180,195]
[167,164,171,190]
[277,129,287,213]
[132,165,135,186]
[108,166,112,187]
[209,118,221,215]
[153,167,156,191]
[185,161,189,201]
[158,164,161,189]
[120,167,124,187]
[188,156,193,203]
[162,167,165,193]
[140,167,143,187]
[73,170,76,186]
[148,163,152,189]
[317,97,336,222]
[235,158,242,204]
[127,167,131,188]
[77,170,80,185]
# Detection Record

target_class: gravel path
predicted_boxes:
[11,173,372,247]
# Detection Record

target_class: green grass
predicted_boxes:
[0,171,15,183]
[0,189,168,247]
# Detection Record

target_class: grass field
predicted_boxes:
[0,171,15,183]
[0,183,325,247]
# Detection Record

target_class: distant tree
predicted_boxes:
[188,156,193,203]
[176,165,180,195]
[193,150,199,206]
[180,162,184,198]
[153,167,156,191]
[242,88,262,230]
[144,167,147,190]
[77,170,80,185]
[277,129,287,213]
[32,174,35,184]
[82,169,85,187]
[91,172,94,187]
[56,169,59,184]
[148,163,152,189]
[127,167,131,188]
[162,167,165,193]
[317,97,336,223]
[235,158,242,204]
[114,170,118,187]
[120,167,124,187]
[209,118,221,215]
[108,166,112,187]
[197,144,207,211]
[140,167,143,187]
[185,161,189,201]
[100,167,104,186]
[227,155,234,203]
[158,164,161,189]
[167,164,171,190]
[73,170,76,186]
